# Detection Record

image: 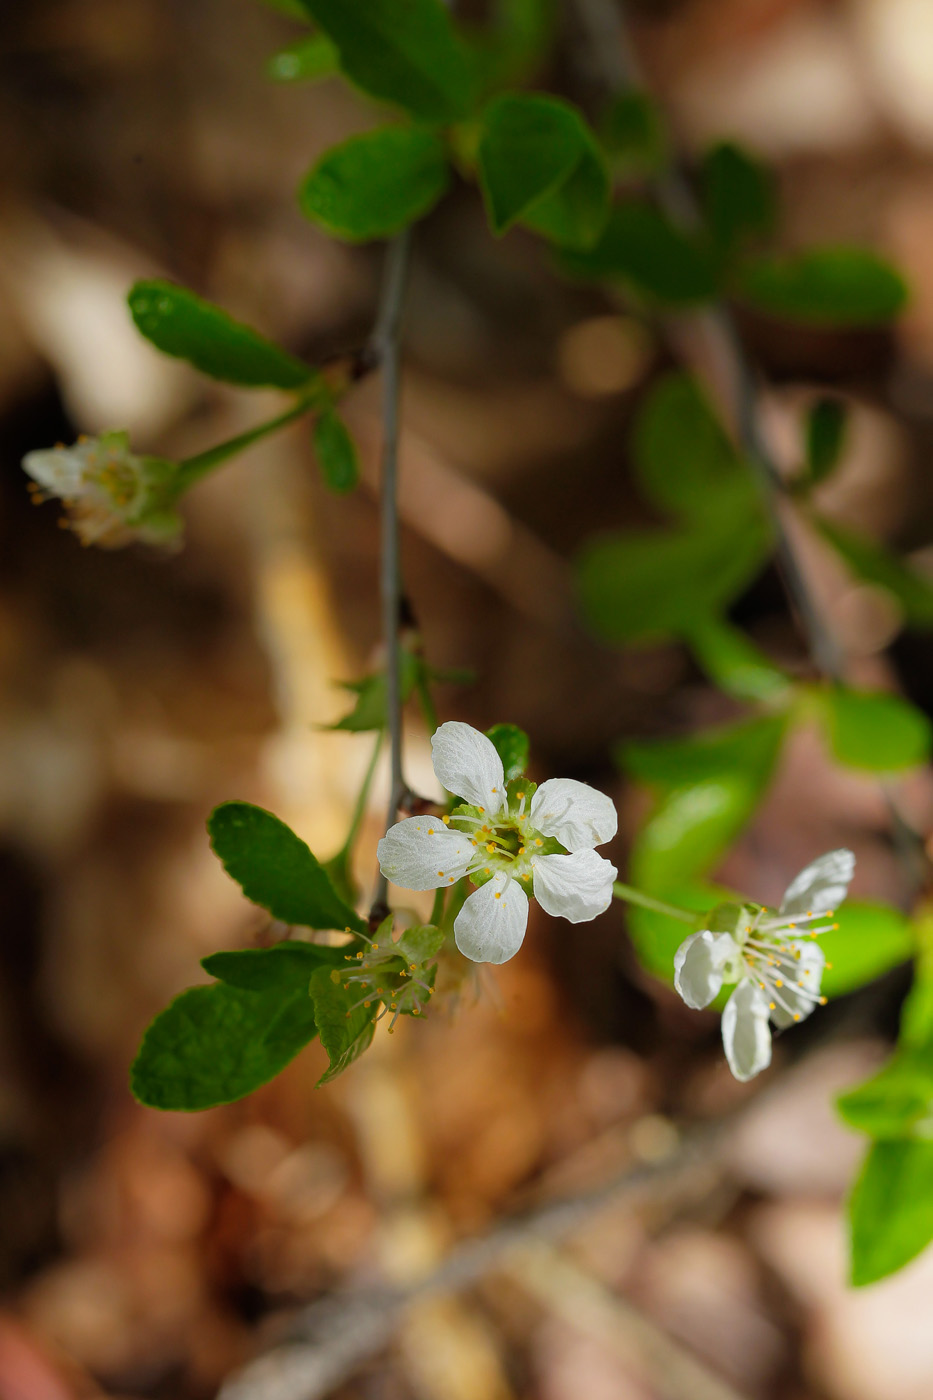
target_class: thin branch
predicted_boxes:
[218,1112,730,1400]
[370,231,413,913]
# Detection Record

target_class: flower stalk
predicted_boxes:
[612,882,697,925]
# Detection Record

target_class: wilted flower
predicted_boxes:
[673,849,855,1081]
[23,431,181,548]
[377,721,618,965]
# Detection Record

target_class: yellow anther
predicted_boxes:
[409,963,417,971]
[485,867,491,874]
[776,980,784,988]
[535,839,543,847]
[819,996,827,1005]
[478,806,485,814]
[788,923,796,929]
[769,1002,776,1010]
[516,792,524,800]
[438,871,444,878]
[495,891,502,899]
[372,943,379,950]
[794,1013,801,1021]
[826,961,833,970]
[442,814,450,824]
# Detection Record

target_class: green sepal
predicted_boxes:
[313,408,360,492]
[309,965,377,1084]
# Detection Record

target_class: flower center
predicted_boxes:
[735,906,838,1020]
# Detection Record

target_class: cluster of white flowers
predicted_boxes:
[673,849,854,1080]
[377,721,618,965]
[23,433,181,549]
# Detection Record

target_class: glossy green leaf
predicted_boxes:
[576,512,771,646]
[521,136,610,250]
[313,408,360,492]
[131,981,318,1110]
[600,92,668,177]
[208,801,367,933]
[685,616,791,704]
[201,940,346,992]
[299,0,474,122]
[838,1044,933,1140]
[560,201,717,307]
[701,141,776,257]
[300,125,450,242]
[486,722,530,782]
[309,966,377,1084]
[815,518,933,629]
[267,33,339,82]
[804,397,848,485]
[738,248,908,326]
[819,685,932,773]
[477,93,604,240]
[128,281,314,390]
[849,1139,933,1285]
[633,371,755,522]
[819,901,914,999]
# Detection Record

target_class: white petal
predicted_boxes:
[431,721,506,816]
[23,446,88,498]
[454,873,528,964]
[780,848,855,917]
[721,980,772,1082]
[529,778,618,852]
[673,930,736,1010]
[531,849,617,923]
[376,816,474,892]
[769,940,826,1028]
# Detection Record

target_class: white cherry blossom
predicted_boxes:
[673,849,855,1081]
[377,721,618,965]
[23,432,181,548]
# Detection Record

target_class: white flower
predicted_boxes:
[377,721,618,965]
[23,432,181,548]
[673,849,855,1081]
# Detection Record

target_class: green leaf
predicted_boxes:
[902,906,933,1047]
[849,1140,933,1285]
[621,713,787,792]
[624,716,786,892]
[485,723,530,782]
[477,93,606,243]
[625,881,715,986]
[131,981,318,1110]
[128,281,314,390]
[701,141,776,257]
[267,33,339,82]
[814,518,933,629]
[632,371,755,523]
[820,901,914,999]
[560,201,717,307]
[201,940,346,992]
[738,248,908,326]
[804,397,848,485]
[330,649,421,732]
[600,92,668,177]
[208,801,367,934]
[299,0,474,122]
[685,616,791,704]
[838,1044,933,1140]
[300,125,450,242]
[469,0,557,89]
[309,966,377,1084]
[819,685,932,773]
[576,512,771,646]
[312,408,360,491]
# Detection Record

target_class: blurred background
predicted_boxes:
[3,0,933,1396]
